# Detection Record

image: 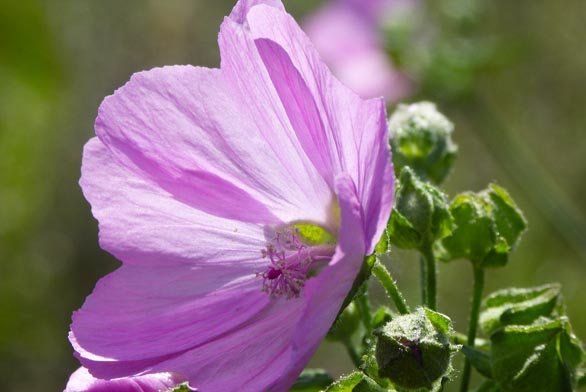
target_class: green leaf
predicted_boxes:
[479,284,562,336]
[291,369,335,392]
[490,318,583,392]
[461,345,492,378]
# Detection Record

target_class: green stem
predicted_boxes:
[421,245,437,311]
[355,291,372,332]
[372,258,410,314]
[343,339,362,368]
[420,255,428,306]
[460,266,485,392]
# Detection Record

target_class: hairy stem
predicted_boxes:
[421,245,437,311]
[460,266,485,392]
[372,257,410,314]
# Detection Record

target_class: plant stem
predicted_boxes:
[460,266,485,392]
[355,291,372,332]
[372,257,410,314]
[343,339,362,368]
[420,255,428,306]
[421,245,437,311]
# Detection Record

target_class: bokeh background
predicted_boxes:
[1,0,585,390]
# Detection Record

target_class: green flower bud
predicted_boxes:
[389,102,458,185]
[435,184,527,268]
[374,308,457,390]
[387,167,453,250]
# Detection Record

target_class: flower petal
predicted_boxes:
[94,64,332,226]
[245,5,394,251]
[70,262,269,363]
[81,138,271,266]
[64,367,186,392]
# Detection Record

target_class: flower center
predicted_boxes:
[258,225,335,299]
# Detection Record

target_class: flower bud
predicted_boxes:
[389,102,458,185]
[387,167,453,250]
[435,184,527,268]
[374,308,456,390]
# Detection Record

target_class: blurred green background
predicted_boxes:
[0,0,585,391]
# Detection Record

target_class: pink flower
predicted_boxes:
[304,0,413,101]
[70,1,394,391]
[64,367,186,392]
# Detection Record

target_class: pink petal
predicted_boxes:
[94,64,332,227]
[64,367,185,392]
[273,173,366,389]
[245,5,394,252]
[81,138,272,267]
[71,263,269,362]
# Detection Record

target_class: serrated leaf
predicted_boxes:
[461,345,492,378]
[291,369,335,392]
[480,284,562,336]
[490,318,584,392]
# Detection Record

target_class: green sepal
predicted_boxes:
[436,184,526,268]
[290,369,335,392]
[388,167,453,250]
[461,344,492,378]
[479,284,563,336]
[388,102,458,185]
[489,317,584,392]
[372,306,394,330]
[326,372,389,392]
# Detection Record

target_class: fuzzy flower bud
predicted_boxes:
[387,167,453,250]
[374,308,457,390]
[389,102,458,185]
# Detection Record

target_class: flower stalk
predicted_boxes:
[460,266,485,392]
[372,258,410,315]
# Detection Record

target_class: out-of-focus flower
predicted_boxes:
[304,0,413,101]
[64,367,186,392]
[69,0,394,391]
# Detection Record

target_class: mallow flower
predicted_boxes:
[64,367,186,392]
[69,0,394,391]
[304,0,413,101]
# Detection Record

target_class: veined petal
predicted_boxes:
[81,138,271,266]
[64,367,186,392]
[245,5,394,252]
[218,17,335,229]
[70,263,269,362]
[94,64,332,226]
